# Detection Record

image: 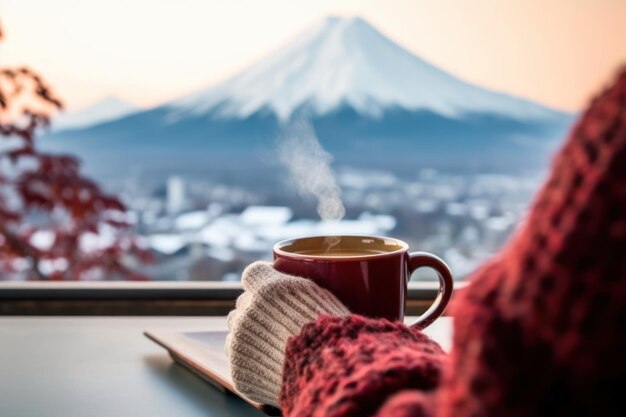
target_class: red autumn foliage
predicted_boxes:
[0,23,152,280]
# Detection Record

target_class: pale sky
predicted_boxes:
[1,0,624,111]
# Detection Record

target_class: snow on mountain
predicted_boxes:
[53,96,139,130]
[170,16,560,122]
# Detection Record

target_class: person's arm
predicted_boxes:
[440,70,626,417]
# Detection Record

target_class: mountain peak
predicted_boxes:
[322,15,368,29]
[171,16,561,122]
[313,15,384,47]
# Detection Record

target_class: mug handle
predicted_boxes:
[407,252,453,329]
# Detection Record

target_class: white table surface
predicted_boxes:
[0,316,452,417]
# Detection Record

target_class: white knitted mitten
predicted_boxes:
[225,261,349,407]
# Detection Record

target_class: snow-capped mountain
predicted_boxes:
[53,96,139,130]
[170,16,559,122]
[47,16,572,180]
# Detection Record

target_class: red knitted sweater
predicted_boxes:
[279,70,626,417]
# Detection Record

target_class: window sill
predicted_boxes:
[0,281,465,315]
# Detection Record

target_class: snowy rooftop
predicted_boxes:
[239,206,293,226]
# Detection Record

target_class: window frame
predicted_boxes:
[0,281,465,315]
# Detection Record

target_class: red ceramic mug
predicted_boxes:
[273,235,453,329]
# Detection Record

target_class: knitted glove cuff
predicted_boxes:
[280,315,446,416]
[374,390,436,417]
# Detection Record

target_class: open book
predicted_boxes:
[144,329,281,414]
[145,318,452,415]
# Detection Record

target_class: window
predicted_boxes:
[1,1,621,296]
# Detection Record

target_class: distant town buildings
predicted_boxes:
[111,168,543,282]
[166,176,186,215]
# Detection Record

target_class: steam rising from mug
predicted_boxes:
[277,118,345,222]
